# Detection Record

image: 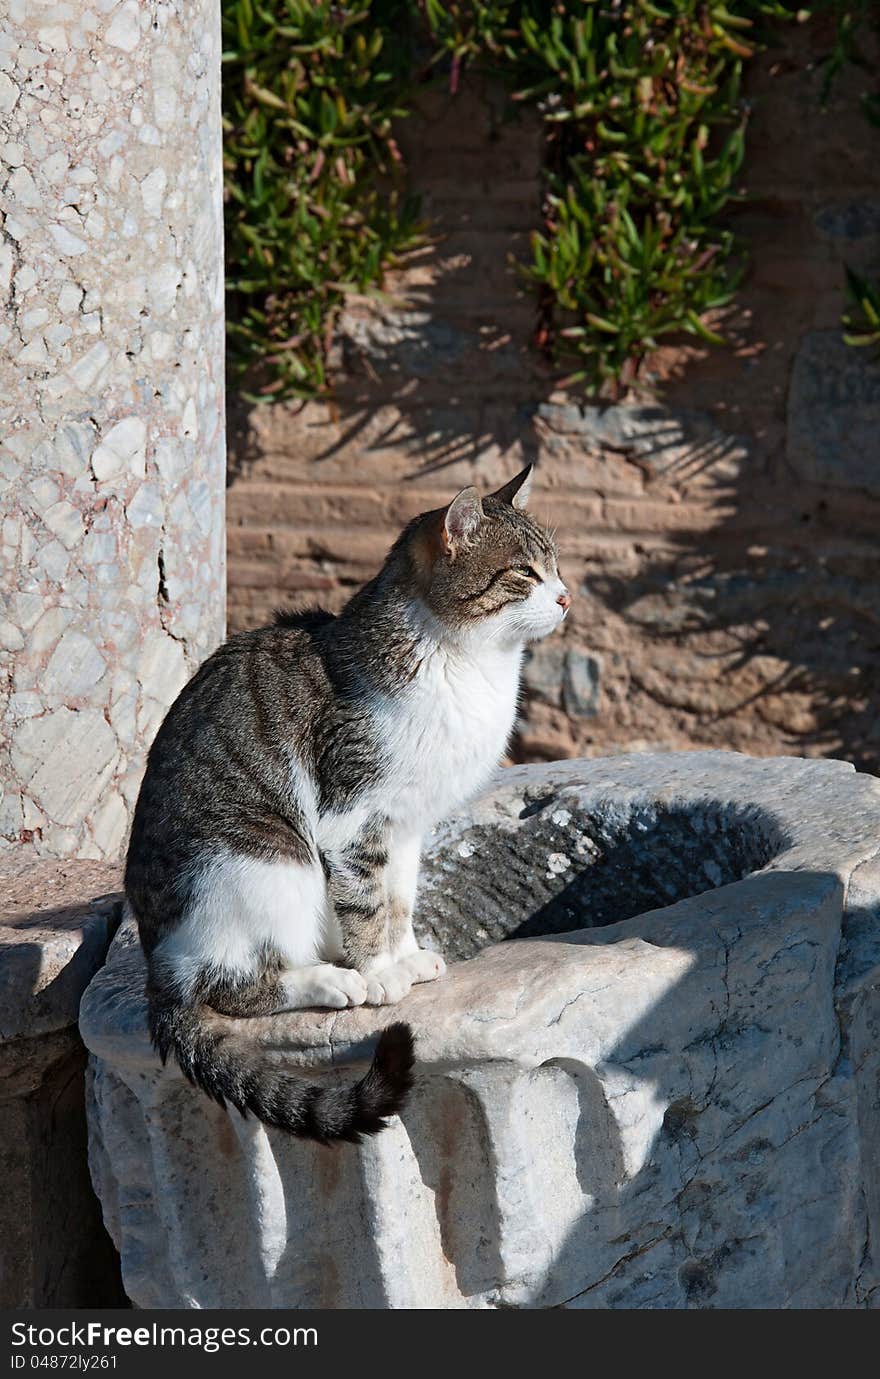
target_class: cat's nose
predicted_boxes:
[557,589,572,613]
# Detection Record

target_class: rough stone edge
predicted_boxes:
[80,752,880,1075]
[0,855,123,1045]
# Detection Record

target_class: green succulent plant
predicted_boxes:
[843,268,880,350]
[222,0,876,402]
[222,0,422,402]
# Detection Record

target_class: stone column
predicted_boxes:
[0,0,225,861]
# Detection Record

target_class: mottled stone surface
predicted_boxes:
[787,331,880,497]
[0,0,226,860]
[813,200,880,274]
[81,753,880,1309]
[0,852,125,1306]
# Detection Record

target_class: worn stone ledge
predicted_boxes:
[81,753,880,1309]
[1,853,122,1045]
[0,852,124,1307]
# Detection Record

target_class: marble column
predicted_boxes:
[0,0,226,860]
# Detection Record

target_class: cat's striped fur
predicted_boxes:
[126,467,570,1142]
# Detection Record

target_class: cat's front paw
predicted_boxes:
[362,962,413,1006]
[280,964,367,1011]
[399,948,446,985]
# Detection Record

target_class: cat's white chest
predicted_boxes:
[380,644,521,829]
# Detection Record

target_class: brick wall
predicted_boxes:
[227,19,880,773]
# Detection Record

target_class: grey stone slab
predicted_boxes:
[787,330,880,496]
[563,649,601,717]
[535,402,750,483]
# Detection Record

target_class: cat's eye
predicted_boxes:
[515,565,541,582]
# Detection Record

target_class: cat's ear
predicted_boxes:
[489,463,533,510]
[442,487,484,556]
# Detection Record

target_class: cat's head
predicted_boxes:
[407,466,570,646]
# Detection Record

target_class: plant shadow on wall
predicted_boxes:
[580,9,880,777]
[591,519,880,777]
[314,76,553,477]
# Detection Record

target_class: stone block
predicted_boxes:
[521,643,566,705]
[563,651,601,718]
[81,753,880,1308]
[521,646,601,718]
[787,331,880,497]
[813,201,880,274]
[0,853,126,1307]
[534,402,750,486]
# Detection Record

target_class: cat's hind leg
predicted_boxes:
[156,850,367,1013]
[190,962,366,1015]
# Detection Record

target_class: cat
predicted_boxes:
[125,465,571,1143]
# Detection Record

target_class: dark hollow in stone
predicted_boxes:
[414,796,785,962]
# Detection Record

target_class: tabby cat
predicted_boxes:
[126,465,570,1142]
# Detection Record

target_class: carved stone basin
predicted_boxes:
[80,752,880,1309]
[415,794,782,960]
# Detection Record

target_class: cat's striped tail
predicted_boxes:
[147,997,415,1144]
